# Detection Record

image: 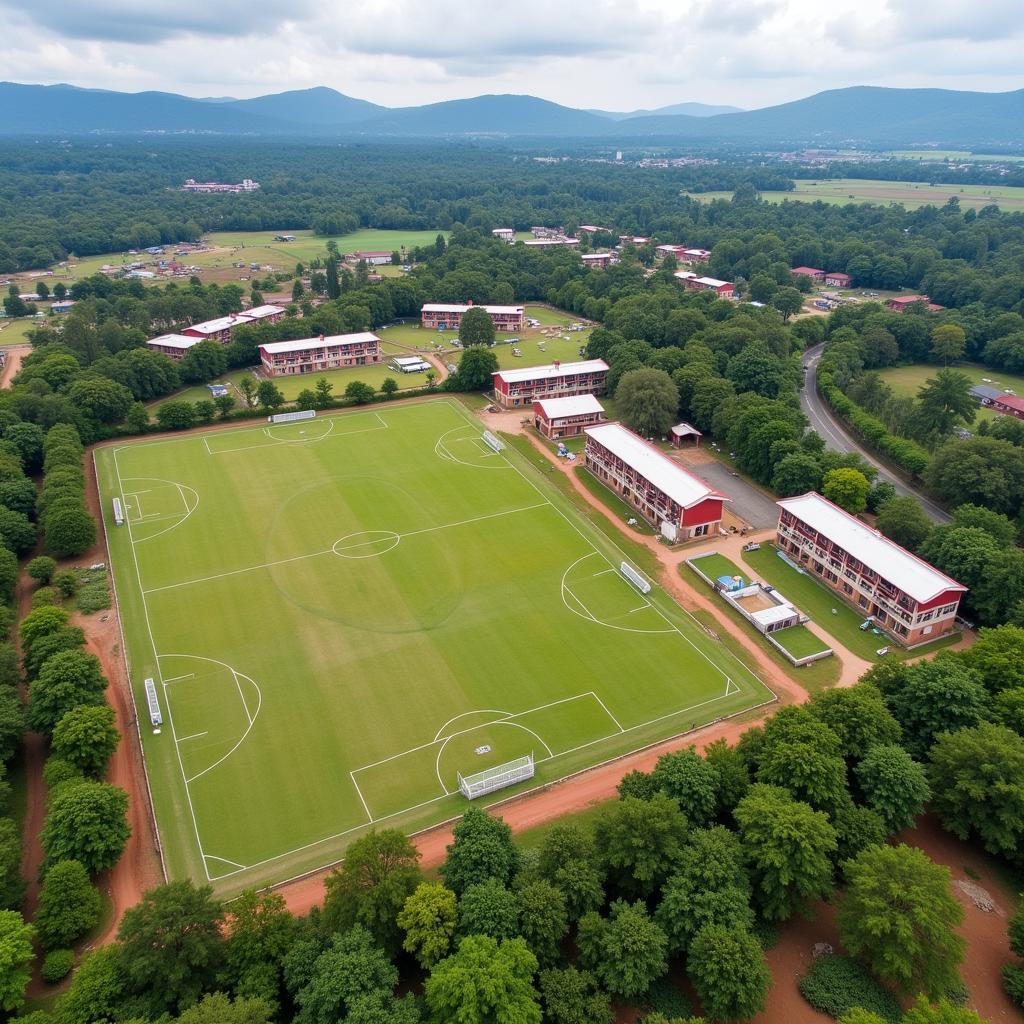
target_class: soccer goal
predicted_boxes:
[482,430,505,453]
[620,560,652,594]
[458,754,534,799]
[269,409,316,424]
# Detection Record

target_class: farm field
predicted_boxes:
[95,400,772,891]
[689,178,1024,211]
[877,361,1024,424]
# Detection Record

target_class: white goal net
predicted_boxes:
[458,754,534,799]
[269,409,316,424]
[482,430,505,453]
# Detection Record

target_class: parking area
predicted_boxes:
[675,455,779,529]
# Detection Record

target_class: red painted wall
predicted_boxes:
[681,497,724,527]
[917,588,964,613]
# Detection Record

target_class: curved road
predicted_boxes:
[801,344,950,524]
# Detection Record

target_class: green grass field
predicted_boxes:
[688,552,746,583]
[0,319,37,346]
[688,179,1024,212]
[878,361,1023,425]
[95,401,772,891]
[771,624,831,660]
[886,151,1024,163]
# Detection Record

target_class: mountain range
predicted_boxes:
[2,82,1022,147]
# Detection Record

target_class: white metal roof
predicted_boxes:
[671,422,701,437]
[422,304,524,315]
[535,395,605,419]
[674,271,698,280]
[244,304,285,319]
[260,332,381,355]
[695,277,731,288]
[581,252,611,260]
[186,313,253,334]
[752,605,799,627]
[494,359,608,385]
[392,355,430,367]
[584,422,729,510]
[777,492,967,603]
[147,334,203,350]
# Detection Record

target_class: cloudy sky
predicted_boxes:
[1,0,1022,109]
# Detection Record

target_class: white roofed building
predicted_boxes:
[258,333,382,377]
[492,359,608,408]
[146,334,205,361]
[421,302,524,332]
[532,394,606,439]
[584,422,729,541]
[242,304,286,323]
[776,491,967,645]
[181,312,254,343]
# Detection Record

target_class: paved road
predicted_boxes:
[684,459,779,529]
[800,344,951,523]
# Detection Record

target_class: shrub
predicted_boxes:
[798,955,902,1024]
[643,977,692,1020]
[42,757,84,791]
[30,588,59,609]
[52,571,78,598]
[1004,963,1024,1010]
[26,557,56,585]
[41,949,75,984]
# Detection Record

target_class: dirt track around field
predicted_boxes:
[0,345,30,389]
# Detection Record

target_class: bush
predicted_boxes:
[41,949,75,984]
[30,588,60,609]
[42,757,84,791]
[798,955,902,1023]
[1004,962,1024,1010]
[26,557,56,585]
[643,977,692,1019]
[52,571,78,598]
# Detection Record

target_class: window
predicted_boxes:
[692,524,709,537]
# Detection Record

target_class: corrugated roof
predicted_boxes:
[777,492,967,603]
[969,384,1002,400]
[244,304,285,319]
[493,359,608,385]
[259,333,380,355]
[584,422,729,510]
[186,313,253,334]
[534,395,605,418]
[147,334,202,350]
[422,304,524,315]
[995,394,1024,413]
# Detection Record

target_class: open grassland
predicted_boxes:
[95,400,772,892]
[885,150,1024,162]
[689,178,1024,211]
[0,319,37,346]
[878,361,1024,424]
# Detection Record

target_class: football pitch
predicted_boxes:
[94,401,774,891]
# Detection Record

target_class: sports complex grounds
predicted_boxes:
[94,400,775,892]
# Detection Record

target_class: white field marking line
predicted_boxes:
[262,417,339,444]
[162,673,195,684]
[590,692,625,733]
[208,416,385,455]
[135,512,184,524]
[233,668,253,728]
[592,568,615,577]
[433,709,512,743]
[205,854,249,871]
[143,502,547,595]
[349,772,374,824]
[434,425,507,470]
[176,731,209,743]
[120,476,200,545]
[352,692,593,776]
[434,721,554,794]
[560,556,674,636]
[112,447,210,881]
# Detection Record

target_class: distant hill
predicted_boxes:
[225,87,385,125]
[590,101,743,119]
[2,81,1023,147]
[353,94,610,137]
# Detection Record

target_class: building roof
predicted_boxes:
[349,250,391,257]
[752,604,799,627]
[777,491,967,603]
[534,394,605,419]
[581,252,611,260]
[670,422,702,437]
[148,334,203,350]
[683,248,710,257]
[584,422,729,510]
[888,295,930,305]
[185,313,253,335]
[696,277,732,289]
[259,332,381,355]
[792,266,824,276]
[825,271,852,280]
[244,304,285,319]
[422,303,524,315]
[392,355,431,368]
[969,384,1002,400]
[494,359,609,385]
[995,394,1024,414]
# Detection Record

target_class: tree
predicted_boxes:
[0,819,23,911]
[326,257,341,300]
[27,649,107,734]
[538,967,614,1024]
[616,368,679,438]
[687,925,770,1021]
[838,843,965,998]
[380,377,399,399]
[425,935,541,1024]
[214,393,236,420]
[822,467,870,514]
[928,723,1024,861]
[757,731,849,813]
[238,375,257,408]
[0,508,35,556]
[41,781,130,873]
[449,347,499,391]
[53,944,126,1024]
[704,738,751,814]
[536,824,604,920]
[856,743,930,833]
[0,910,35,1014]
[516,880,568,966]
[156,400,196,431]
[256,380,284,412]
[593,793,688,898]
[772,286,805,321]
[35,859,101,949]
[656,871,753,955]
[650,747,718,827]
[52,704,119,777]
[441,807,519,895]
[26,556,56,585]
[117,880,224,1013]
[175,992,276,1024]
[931,324,966,366]
[808,685,902,762]
[875,496,934,552]
[771,452,824,496]
[952,503,1017,546]
[459,306,496,347]
[576,900,668,999]
[457,878,520,941]
[903,995,987,1023]
[345,380,376,404]
[398,882,457,969]
[734,784,837,921]
[313,377,334,409]
[322,828,420,953]
[295,925,398,1024]
[916,370,976,440]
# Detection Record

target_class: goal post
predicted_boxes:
[620,560,652,594]
[458,754,534,799]
[482,430,505,453]
[269,409,316,424]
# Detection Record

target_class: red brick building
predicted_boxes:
[146,334,204,361]
[533,394,606,438]
[181,313,253,343]
[345,251,393,266]
[258,332,382,377]
[421,303,524,332]
[492,359,608,408]
[989,394,1024,420]
[675,273,735,297]
[886,295,944,312]
[581,253,613,269]
[584,422,729,540]
[824,272,852,287]
[776,491,966,645]
[792,266,826,282]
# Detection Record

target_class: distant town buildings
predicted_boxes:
[674,271,735,297]
[344,251,393,266]
[492,228,516,243]
[181,178,260,193]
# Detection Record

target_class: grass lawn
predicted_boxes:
[574,465,655,536]
[688,552,746,583]
[878,361,1024,424]
[688,179,1024,212]
[772,624,832,660]
[95,400,771,892]
[742,544,957,662]
[0,318,38,345]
